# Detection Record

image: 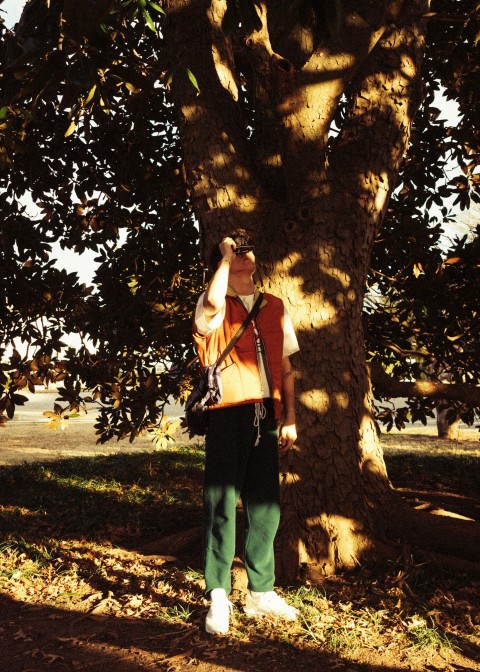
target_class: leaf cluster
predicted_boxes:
[0,0,202,440]
[366,1,480,430]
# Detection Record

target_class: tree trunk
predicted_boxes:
[164,0,448,581]
[436,404,462,440]
[269,238,395,580]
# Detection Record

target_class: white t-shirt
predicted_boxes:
[194,292,299,397]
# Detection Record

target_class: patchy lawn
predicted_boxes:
[0,430,479,672]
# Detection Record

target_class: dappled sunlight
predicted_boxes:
[359,403,382,447]
[211,180,259,212]
[180,103,205,122]
[299,388,330,414]
[267,246,361,334]
[309,302,339,327]
[298,513,370,573]
[333,391,350,410]
[260,152,282,166]
[1,444,479,671]
[373,170,391,213]
[2,590,447,672]
[326,513,369,567]
[212,43,239,102]
[320,264,352,290]
[297,389,351,414]
[3,9,478,666]
[317,244,346,270]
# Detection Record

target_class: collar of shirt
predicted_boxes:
[226,286,267,308]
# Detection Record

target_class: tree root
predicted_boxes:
[134,526,203,557]
[399,506,480,566]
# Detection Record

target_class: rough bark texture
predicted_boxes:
[164,0,433,581]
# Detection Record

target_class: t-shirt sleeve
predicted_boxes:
[194,292,226,336]
[283,306,299,358]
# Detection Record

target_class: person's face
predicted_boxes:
[230,247,256,275]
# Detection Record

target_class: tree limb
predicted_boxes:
[164,0,268,254]
[370,361,480,405]
[368,336,436,362]
[239,2,399,215]
[329,0,428,269]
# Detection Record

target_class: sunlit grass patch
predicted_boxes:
[0,541,45,580]
[380,429,480,458]
[0,439,478,671]
[404,615,455,651]
[270,559,478,663]
[0,447,204,541]
[156,603,196,624]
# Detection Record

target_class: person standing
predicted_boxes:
[193,230,300,635]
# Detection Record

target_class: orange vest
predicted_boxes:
[193,290,284,418]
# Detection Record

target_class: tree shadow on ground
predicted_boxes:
[1,450,480,671]
[2,593,479,672]
[0,450,205,548]
[385,451,480,520]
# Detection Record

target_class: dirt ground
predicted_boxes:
[0,597,347,672]
[1,420,479,672]
[0,420,158,465]
[1,555,479,672]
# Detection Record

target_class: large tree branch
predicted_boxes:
[368,336,437,363]
[327,0,428,286]
[370,361,480,405]
[164,0,272,255]
[240,2,409,221]
[286,6,392,205]
[228,3,288,201]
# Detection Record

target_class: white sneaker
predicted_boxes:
[244,590,299,621]
[205,588,233,635]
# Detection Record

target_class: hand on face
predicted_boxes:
[219,237,236,263]
[219,236,255,271]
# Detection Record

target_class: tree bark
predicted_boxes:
[165,0,445,582]
[436,404,462,440]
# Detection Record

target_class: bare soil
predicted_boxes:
[0,423,479,672]
[0,419,156,465]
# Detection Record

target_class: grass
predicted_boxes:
[0,449,204,542]
[0,437,479,670]
[406,617,455,651]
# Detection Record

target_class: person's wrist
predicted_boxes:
[284,410,295,422]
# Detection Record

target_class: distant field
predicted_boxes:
[1,388,479,465]
[380,424,480,457]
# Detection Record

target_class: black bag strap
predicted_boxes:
[216,292,263,367]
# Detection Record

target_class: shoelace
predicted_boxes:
[254,402,267,446]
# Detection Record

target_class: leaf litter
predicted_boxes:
[0,444,479,671]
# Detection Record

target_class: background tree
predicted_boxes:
[368,228,480,438]
[1,0,479,580]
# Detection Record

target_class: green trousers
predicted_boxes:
[203,399,281,595]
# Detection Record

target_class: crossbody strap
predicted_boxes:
[216,292,263,367]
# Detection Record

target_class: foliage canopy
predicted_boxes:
[0,0,479,441]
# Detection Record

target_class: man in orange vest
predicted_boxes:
[193,230,299,635]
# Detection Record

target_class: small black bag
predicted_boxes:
[185,293,263,436]
[185,364,222,436]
